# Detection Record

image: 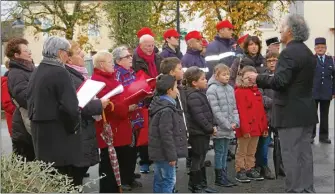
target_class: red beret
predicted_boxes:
[185,31,203,41]
[202,39,209,47]
[163,29,180,40]
[216,20,234,30]
[137,27,155,39]
[237,34,249,45]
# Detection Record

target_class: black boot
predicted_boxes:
[222,168,237,186]
[188,171,203,193]
[215,169,233,187]
[201,167,218,193]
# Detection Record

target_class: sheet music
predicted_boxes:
[101,85,124,100]
[77,79,106,108]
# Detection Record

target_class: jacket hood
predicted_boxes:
[208,76,225,87]
[149,96,177,116]
[235,72,252,88]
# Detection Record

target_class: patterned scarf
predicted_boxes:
[66,63,89,80]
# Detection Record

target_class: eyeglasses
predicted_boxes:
[266,59,278,63]
[120,55,133,60]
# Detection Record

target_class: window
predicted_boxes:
[289,1,304,16]
[88,23,100,37]
[41,18,52,38]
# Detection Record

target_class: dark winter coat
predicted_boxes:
[312,55,335,100]
[148,96,188,162]
[132,51,162,77]
[7,59,34,145]
[229,53,267,87]
[256,40,318,128]
[205,35,237,79]
[27,57,82,167]
[160,44,183,59]
[66,65,101,167]
[181,49,206,68]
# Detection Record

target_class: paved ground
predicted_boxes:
[1,101,334,193]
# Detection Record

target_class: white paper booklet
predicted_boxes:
[101,84,124,100]
[77,79,106,108]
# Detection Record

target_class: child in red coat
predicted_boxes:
[234,66,268,183]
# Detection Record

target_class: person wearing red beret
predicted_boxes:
[181,31,207,71]
[236,34,249,55]
[160,29,183,60]
[136,27,160,54]
[205,19,237,79]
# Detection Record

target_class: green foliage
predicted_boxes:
[104,1,153,49]
[0,154,101,193]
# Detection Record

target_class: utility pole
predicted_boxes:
[176,0,180,45]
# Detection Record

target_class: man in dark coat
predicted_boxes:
[160,29,183,59]
[247,14,317,193]
[312,37,335,144]
[181,31,207,71]
[205,20,237,79]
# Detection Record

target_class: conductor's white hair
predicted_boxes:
[93,51,113,68]
[283,14,310,42]
[139,34,154,44]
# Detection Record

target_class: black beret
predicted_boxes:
[266,37,280,46]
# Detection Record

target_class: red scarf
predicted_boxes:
[136,46,158,77]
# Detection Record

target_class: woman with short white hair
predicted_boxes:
[26,36,82,183]
[91,51,133,193]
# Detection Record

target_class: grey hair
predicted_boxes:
[139,34,154,44]
[42,36,70,58]
[284,14,310,42]
[112,45,128,63]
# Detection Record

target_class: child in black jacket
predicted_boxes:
[182,66,218,193]
[148,75,188,193]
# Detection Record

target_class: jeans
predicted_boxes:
[213,138,230,169]
[153,161,176,193]
[255,135,271,167]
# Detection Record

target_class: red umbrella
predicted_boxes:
[101,106,122,193]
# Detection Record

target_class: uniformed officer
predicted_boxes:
[312,37,335,144]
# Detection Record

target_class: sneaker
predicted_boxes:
[140,164,150,173]
[246,168,264,181]
[261,166,275,180]
[235,169,251,183]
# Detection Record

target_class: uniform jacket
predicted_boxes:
[160,44,183,59]
[234,76,268,138]
[1,72,15,136]
[312,54,335,100]
[148,96,188,162]
[205,35,237,79]
[206,77,239,139]
[91,68,132,148]
[256,40,318,128]
[181,49,206,68]
[27,57,82,166]
[66,65,101,167]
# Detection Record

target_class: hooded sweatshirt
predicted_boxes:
[206,77,239,139]
[234,74,268,138]
[148,96,188,162]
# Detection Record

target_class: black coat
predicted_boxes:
[27,58,82,166]
[256,40,318,128]
[312,55,335,100]
[148,96,188,162]
[66,65,102,167]
[7,60,34,144]
[132,52,162,77]
[183,87,216,136]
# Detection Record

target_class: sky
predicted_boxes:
[1,1,17,21]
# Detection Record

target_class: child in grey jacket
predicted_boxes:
[206,63,240,187]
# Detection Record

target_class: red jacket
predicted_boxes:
[91,68,132,148]
[1,76,15,137]
[234,86,268,138]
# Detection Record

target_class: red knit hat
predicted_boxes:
[216,20,234,30]
[237,34,249,45]
[137,27,155,39]
[163,29,180,40]
[202,38,209,47]
[185,31,203,41]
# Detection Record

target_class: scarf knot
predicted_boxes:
[136,46,158,78]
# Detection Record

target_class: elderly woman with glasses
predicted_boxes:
[5,37,35,162]
[27,36,82,183]
[112,46,143,191]
[91,51,132,193]
[64,40,110,185]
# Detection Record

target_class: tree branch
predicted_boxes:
[213,0,223,21]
